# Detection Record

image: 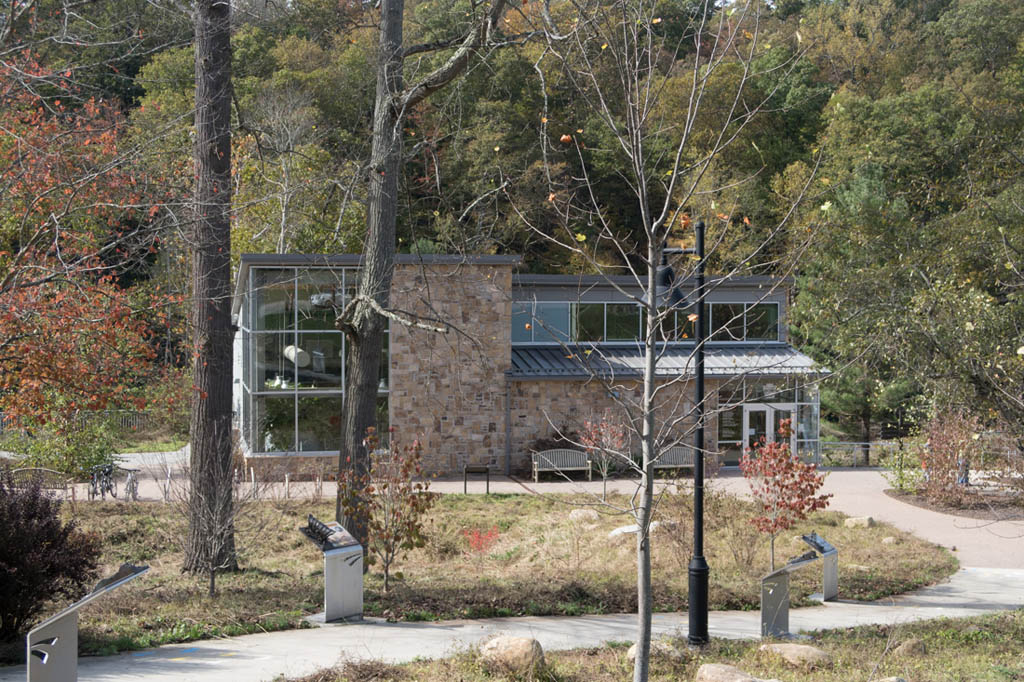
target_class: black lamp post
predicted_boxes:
[687,219,709,645]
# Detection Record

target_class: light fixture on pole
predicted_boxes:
[687,219,709,645]
[641,242,686,308]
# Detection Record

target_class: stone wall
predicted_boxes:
[509,377,721,475]
[388,262,513,473]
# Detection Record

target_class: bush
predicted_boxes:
[919,411,982,507]
[0,469,101,641]
[1,414,118,477]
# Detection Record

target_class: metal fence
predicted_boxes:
[0,410,150,435]
[819,441,901,467]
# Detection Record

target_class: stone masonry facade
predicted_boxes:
[388,262,513,473]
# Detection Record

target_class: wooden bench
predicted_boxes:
[532,449,591,483]
[653,446,694,472]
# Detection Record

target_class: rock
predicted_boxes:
[569,508,599,523]
[759,643,832,669]
[625,638,690,663]
[846,564,872,572]
[876,678,908,682]
[882,536,899,545]
[694,663,782,682]
[844,516,875,528]
[479,635,544,673]
[893,638,926,658]
[609,521,662,538]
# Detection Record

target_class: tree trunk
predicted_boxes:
[632,245,658,682]
[336,0,404,547]
[859,412,872,467]
[185,0,237,575]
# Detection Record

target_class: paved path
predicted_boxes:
[0,567,1020,682]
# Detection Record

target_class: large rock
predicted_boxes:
[876,678,908,682]
[569,508,600,523]
[609,521,662,538]
[844,516,875,528]
[893,638,926,658]
[625,638,690,663]
[479,635,544,673]
[694,663,781,682]
[758,643,832,668]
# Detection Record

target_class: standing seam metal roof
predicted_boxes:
[510,344,825,379]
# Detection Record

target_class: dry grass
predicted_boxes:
[301,609,1024,682]
[19,488,955,660]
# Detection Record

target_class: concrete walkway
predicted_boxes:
[0,567,1020,682]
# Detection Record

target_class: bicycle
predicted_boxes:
[122,467,140,501]
[88,464,117,500]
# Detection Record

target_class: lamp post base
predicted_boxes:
[688,555,710,645]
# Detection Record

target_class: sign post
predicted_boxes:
[301,514,363,621]
[27,563,148,682]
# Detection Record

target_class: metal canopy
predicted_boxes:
[510,344,825,379]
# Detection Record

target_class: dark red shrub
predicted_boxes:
[0,469,101,641]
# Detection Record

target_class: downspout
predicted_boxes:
[504,370,512,476]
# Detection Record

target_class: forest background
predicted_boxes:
[1,0,1022,446]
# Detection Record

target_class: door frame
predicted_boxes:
[743,403,797,453]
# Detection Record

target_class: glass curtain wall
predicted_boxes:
[239,266,389,456]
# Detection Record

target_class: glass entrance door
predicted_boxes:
[744,404,797,453]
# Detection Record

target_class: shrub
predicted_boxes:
[882,442,925,493]
[1,413,117,477]
[740,419,831,572]
[337,428,435,592]
[919,411,982,507]
[0,469,101,641]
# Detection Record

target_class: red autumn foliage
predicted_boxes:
[740,420,831,571]
[463,525,500,554]
[337,428,436,592]
[0,56,165,419]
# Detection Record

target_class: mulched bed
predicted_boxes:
[884,488,1024,521]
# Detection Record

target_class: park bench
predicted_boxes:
[653,446,694,472]
[532,448,592,483]
[10,467,74,498]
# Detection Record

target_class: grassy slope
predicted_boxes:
[12,489,957,659]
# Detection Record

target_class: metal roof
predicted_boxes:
[510,344,826,379]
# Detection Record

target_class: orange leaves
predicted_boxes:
[560,133,573,143]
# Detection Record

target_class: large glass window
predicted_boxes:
[606,303,640,341]
[255,269,296,331]
[574,303,605,342]
[297,270,344,330]
[255,395,295,453]
[511,303,532,342]
[711,303,745,341]
[745,303,779,341]
[296,396,343,452]
[533,302,571,342]
[296,332,343,389]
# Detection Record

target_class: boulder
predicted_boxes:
[479,635,544,673]
[569,508,600,523]
[882,536,899,545]
[844,516,875,528]
[608,521,662,538]
[876,678,908,682]
[759,643,832,669]
[694,663,781,682]
[846,564,872,572]
[625,638,690,663]
[893,638,926,658]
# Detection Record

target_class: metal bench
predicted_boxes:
[532,448,592,483]
[653,446,694,472]
[10,467,74,498]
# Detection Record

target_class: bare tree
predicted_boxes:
[335,0,511,546]
[521,2,819,678]
[184,0,236,575]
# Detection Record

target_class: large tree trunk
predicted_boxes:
[336,0,404,546]
[185,0,236,575]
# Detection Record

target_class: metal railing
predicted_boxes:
[819,441,900,467]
